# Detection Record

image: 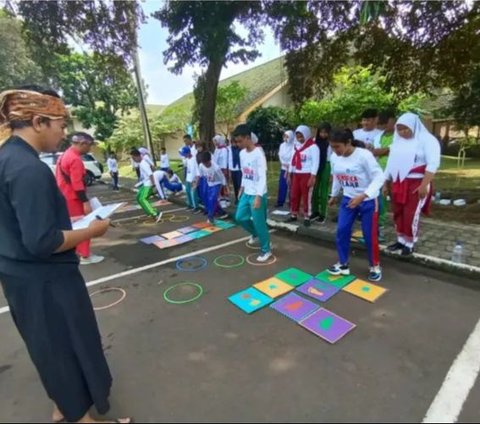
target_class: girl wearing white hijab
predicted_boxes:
[286,125,320,226]
[384,112,441,256]
[276,130,295,208]
[213,134,230,202]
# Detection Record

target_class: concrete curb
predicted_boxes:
[267,218,480,280]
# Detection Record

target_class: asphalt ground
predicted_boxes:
[1,183,480,423]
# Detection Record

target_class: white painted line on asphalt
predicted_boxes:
[0,230,276,316]
[112,207,187,223]
[423,318,480,423]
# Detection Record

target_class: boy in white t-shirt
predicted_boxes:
[353,109,383,147]
[130,149,162,222]
[199,151,228,224]
[233,124,272,263]
[159,147,170,171]
[106,152,119,190]
[180,146,201,213]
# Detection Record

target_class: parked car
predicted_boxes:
[40,152,103,186]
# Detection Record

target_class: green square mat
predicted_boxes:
[275,268,313,287]
[316,270,356,288]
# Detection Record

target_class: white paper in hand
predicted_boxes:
[72,203,125,230]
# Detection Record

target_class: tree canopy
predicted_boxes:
[0,11,44,89]
[54,52,138,140]
[154,0,265,143]
[267,0,480,105]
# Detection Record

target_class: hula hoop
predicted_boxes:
[213,254,245,269]
[162,213,175,220]
[246,253,277,266]
[176,256,208,272]
[245,241,261,250]
[169,215,190,223]
[163,282,204,304]
[90,288,126,311]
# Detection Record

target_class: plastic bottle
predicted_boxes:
[451,241,464,264]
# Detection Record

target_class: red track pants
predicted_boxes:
[66,198,90,258]
[290,173,313,217]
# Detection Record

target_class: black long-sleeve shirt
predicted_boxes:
[0,136,78,278]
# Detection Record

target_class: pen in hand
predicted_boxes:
[95,215,116,228]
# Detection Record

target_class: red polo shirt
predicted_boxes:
[56,147,86,201]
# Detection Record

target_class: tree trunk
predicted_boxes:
[199,59,223,149]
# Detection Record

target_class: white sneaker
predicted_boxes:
[156,212,163,223]
[80,254,105,265]
[257,252,273,263]
[327,263,350,276]
[248,236,259,246]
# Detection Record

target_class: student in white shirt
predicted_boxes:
[286,125,320,227]
[164,169,183,195]
[353,109,383,147]
[180,146,201,212]
[153,169,168,200]
[198,151,228,224]
[233,124,272,263]
[138,147,155,170]
[130,149,162,222]
[106,152,119,190]
[275,130,295,208]
[328,129,385,282]
[213,134,230,202]
[384,112,441,256]
[159,147,170,171]
[228,138,242,204]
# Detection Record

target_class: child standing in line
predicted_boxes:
[213,134,230,204]
[311,122,332,223]
[328,129,385,282]
[384,112,441,256]
[228,137,243,205]
[353,109,383,148]
[130,149,162,222]
[107,152,119,191]
[195,142,208,211]
[233,124,272,263]
[180,146,201,213]
[287,125,320,227]
[160,147,170,171]
[373,110,397,238]
[276,130,295,208]
[199,151,228,224]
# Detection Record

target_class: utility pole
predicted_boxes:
[128,6,156,165]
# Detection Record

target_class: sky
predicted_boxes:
[138,0,281,106]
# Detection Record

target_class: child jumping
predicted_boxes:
[328,129,385,282]
[232,124,272,263]
[130,149,162,222]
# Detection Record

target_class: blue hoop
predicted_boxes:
[176,256,208,272]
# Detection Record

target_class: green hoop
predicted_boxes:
[213,254,245,269]
[163,282,204,304]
